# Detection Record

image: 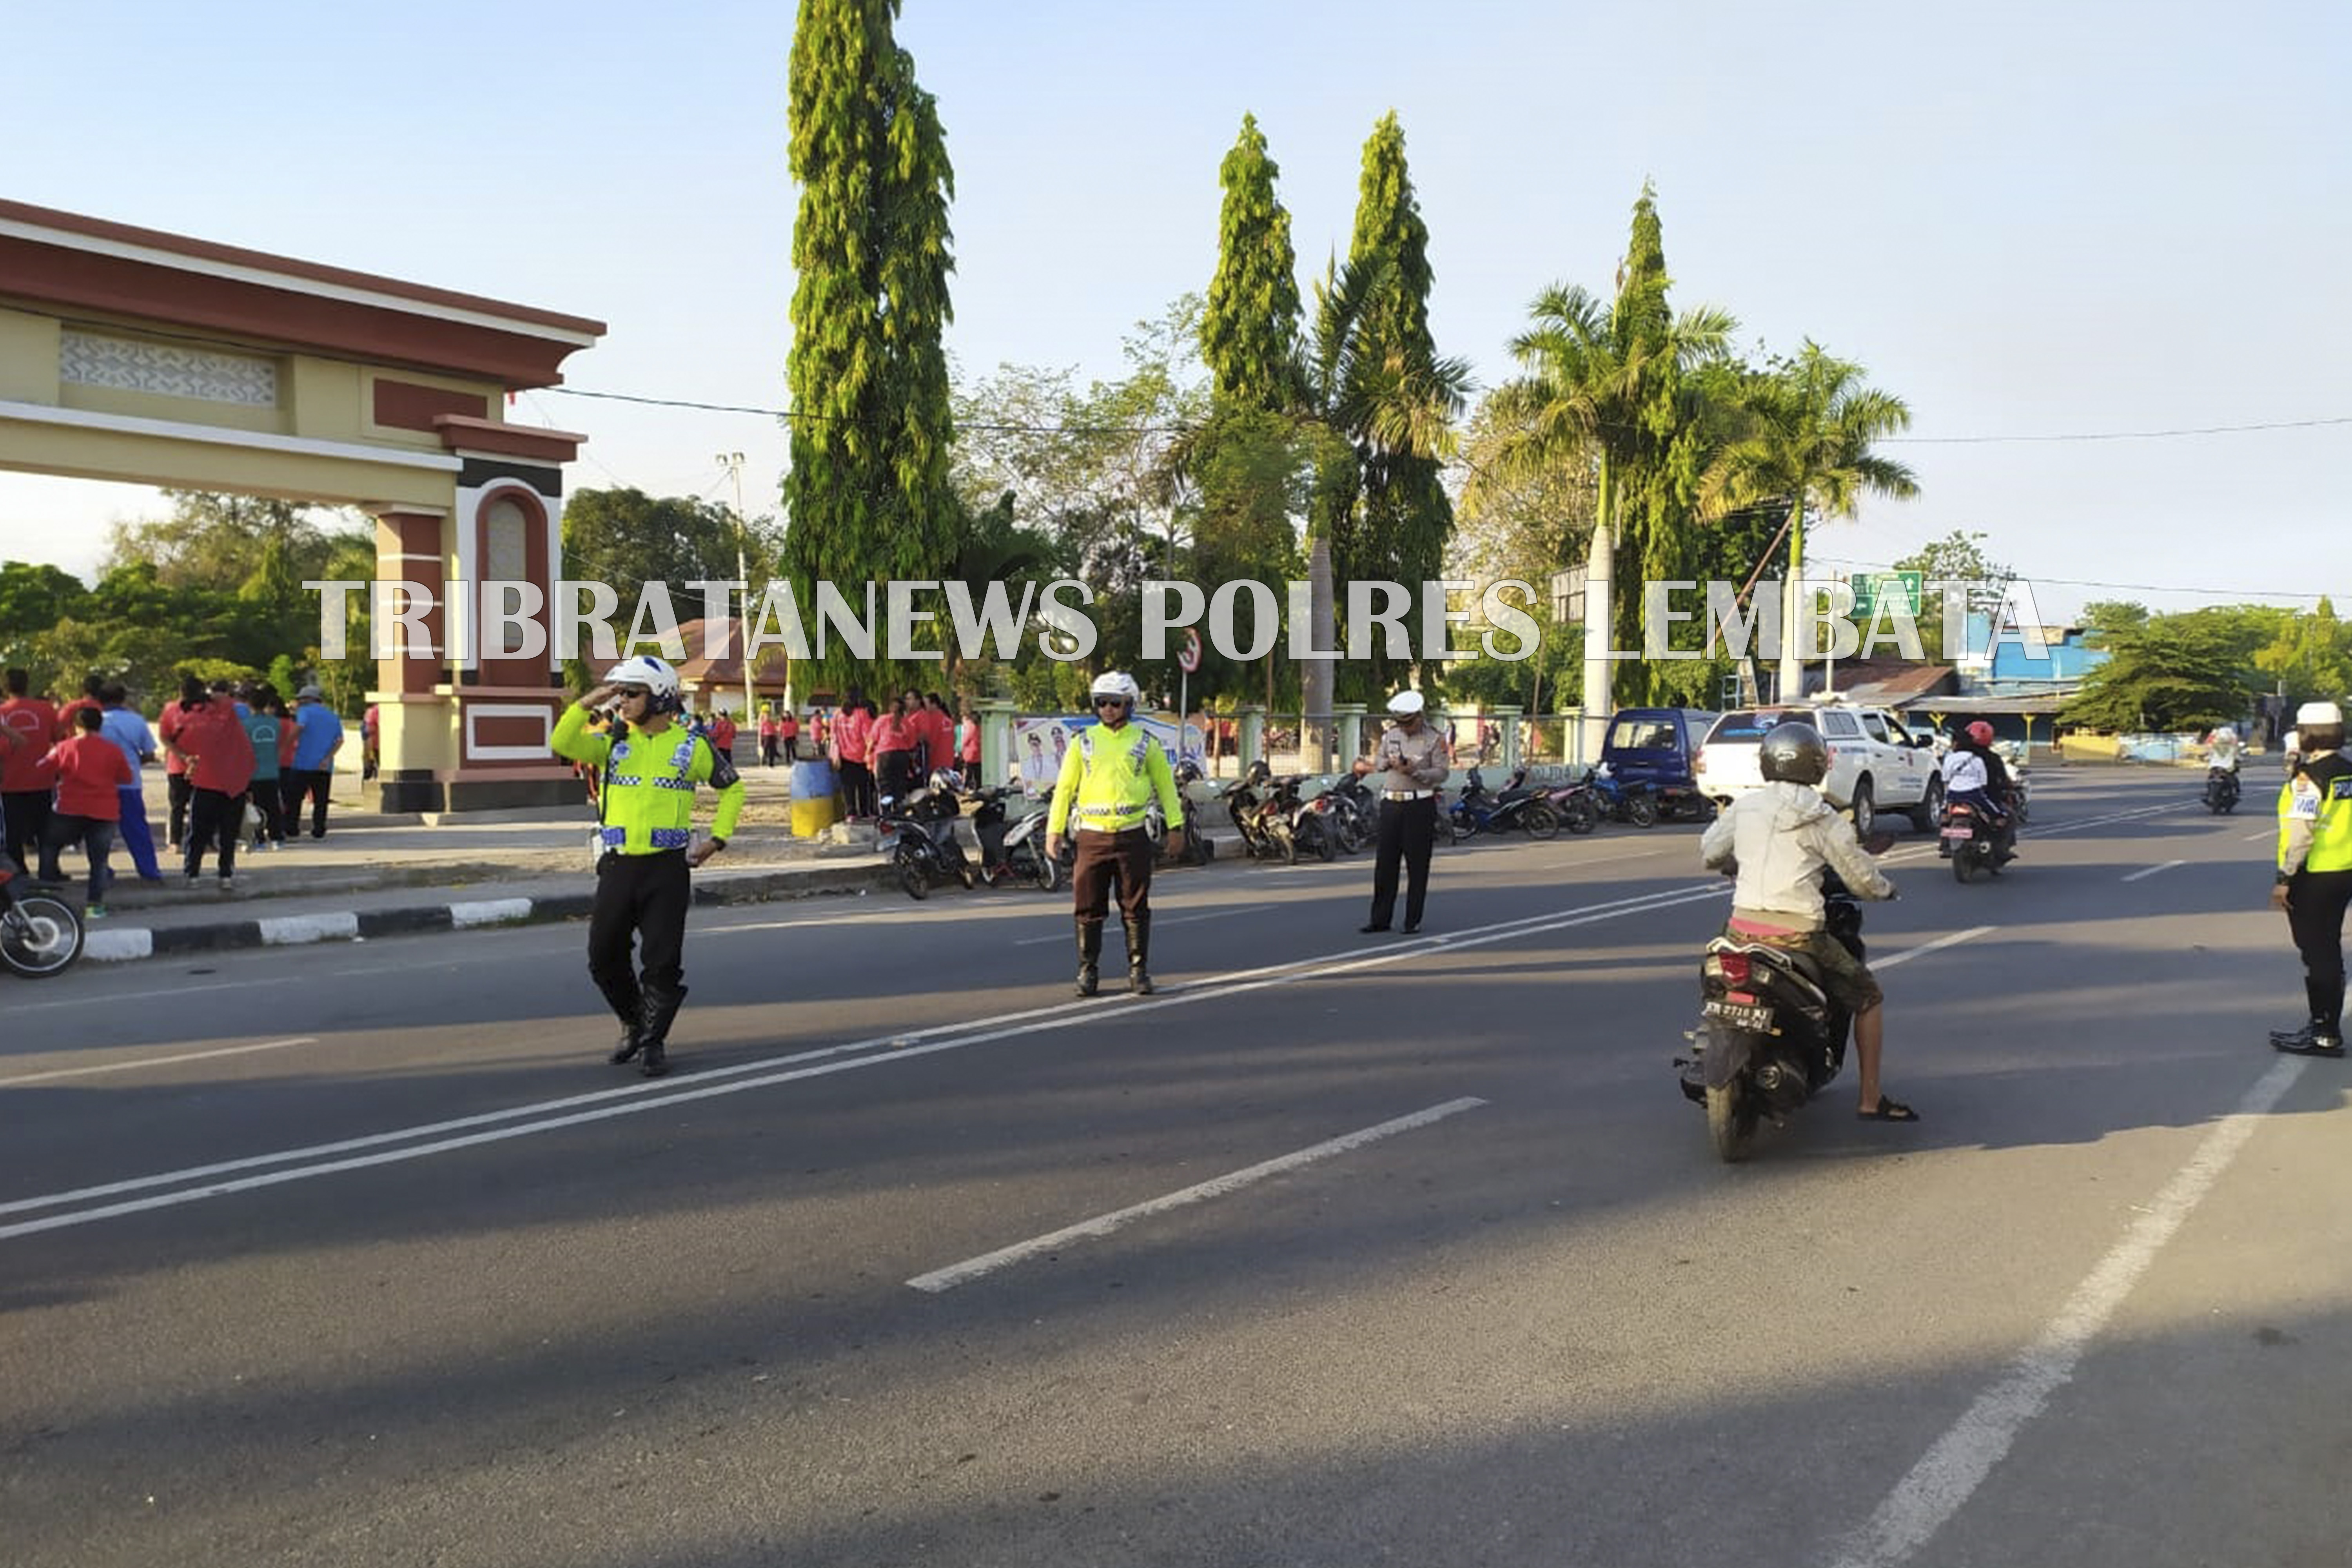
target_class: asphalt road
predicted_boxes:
[5,766,2347,1568]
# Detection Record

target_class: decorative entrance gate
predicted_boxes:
[0,200,605,811]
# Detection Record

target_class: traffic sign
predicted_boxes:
[1177,626,1202,673]
[1851,570,1924,622]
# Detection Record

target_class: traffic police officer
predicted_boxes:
[2272,700,2352,1056]
[1044,671,1185,996]
[553,655,745,1076]
[1355,690,1451,935]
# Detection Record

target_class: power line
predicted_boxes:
[1883,415,2352,445]
[1806,552,2332,603]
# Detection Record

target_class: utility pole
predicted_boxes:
[718,452,755,728]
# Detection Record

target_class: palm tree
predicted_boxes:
[1703,342,1918,699]
[1294,255,1470,768]
[1489,277,1734,737]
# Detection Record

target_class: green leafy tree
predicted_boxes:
[0,562,94,667]
[1200,114,1301,414]
[2063,610,2259,732]
[782,0,958,691]
[1707,341,1918,694]
[2079,599,2150,637]
[1890,528,2011,658]
[1491,186,1735,713]
[2256,597,2352,706]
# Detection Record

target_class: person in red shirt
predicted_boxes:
[777,706,800,764]
[2,667,64,873]
[34,707,135,910]
[55,674,103,739]
[710,708,738,762]
[958,703,982,771]
[871,696,918,807]
[167,684,258,888]
[834,689,876,819]
[157,677,198,849]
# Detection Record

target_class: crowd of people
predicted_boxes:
[0,667,346,914]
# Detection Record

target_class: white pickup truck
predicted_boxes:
[1691,700,1944,834]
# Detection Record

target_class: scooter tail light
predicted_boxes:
[1715,951,1751,987]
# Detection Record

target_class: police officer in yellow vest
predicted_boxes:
[2271,701,2352,1056]
[1044,671,1185,996]
[553,655,745,1076]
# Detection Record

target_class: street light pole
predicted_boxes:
[718,452,754,728]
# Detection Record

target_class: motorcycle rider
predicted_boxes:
[2205,724,2242,808]
[1700,720,1916,1122]
[2271,702,2352,1056]
[1045,671,1186,996]
[552,654,745,1077]
[1940,720,2016,861]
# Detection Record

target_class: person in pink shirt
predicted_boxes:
[871,695,918,806]
[833,688,876,819]
[167,683,257,888]
[34,707,134,911]
[958,702,981,771]
[157,678,197,849]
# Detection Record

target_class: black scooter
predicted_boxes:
[2203,766,2240,815]
[878,784,973,900]
[1677,869,1871,1162]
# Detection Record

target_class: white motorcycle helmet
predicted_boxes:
[927,767,964,795]
[1089,670,1142,715]
[601,653,683,714]
[2213,725,2237,744]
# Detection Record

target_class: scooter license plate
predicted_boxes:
[1941,826,1974,841]
[1703,998,1777,1033]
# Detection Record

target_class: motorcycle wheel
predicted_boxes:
[1563,798,1598,835]
[1280,829,1299,866]
[1522,801,1561,840]
[0,894,83,977]
[1032,852,1061,893]
[1705,1082,1756,1163]
[1312,819,1337,862]
[1953,846,1976,884]
[1626,796,1659,830]
[898,859,929,900]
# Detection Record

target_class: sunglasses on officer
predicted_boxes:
[614,686,650,701]
[1092,695,1127,710]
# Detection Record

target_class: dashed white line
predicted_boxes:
[1873,926,1995,970]
[907,1097,1488,1292]
[1828,1056,2303,1568]
[2120,859,2187,883]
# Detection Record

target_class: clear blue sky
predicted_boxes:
[5,0,2347,622]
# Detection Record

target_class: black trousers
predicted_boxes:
[185,788,243,879]
[2286,867,2352,1032]
[840,759,875,818]
[1368,796,1437,929]
[39,813,115,902]
[2,790,50,875]
[1072,828,1154,926]
[248,777,289,843]
[875,750,916,807]
[588,849,692,1010]
[281,769,332,837]
[167,773,193,846]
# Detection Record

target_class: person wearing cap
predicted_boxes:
[283,684,346,839]
[1045,671,1185,996]
[2271,701,2352,1055]
[1353,690,1450,935]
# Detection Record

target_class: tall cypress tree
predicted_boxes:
[783,0,957,688]
[1337,111,1455,697]
[1200,113,1301,414]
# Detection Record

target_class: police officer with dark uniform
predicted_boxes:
[2272,700,2352,1056]
[1356,690,1450,935]
[553,655,746,1076]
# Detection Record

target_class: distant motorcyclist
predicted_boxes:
[1941,721,2016,860]
[1699,721,1915,1122]
[2206,725,2242,772]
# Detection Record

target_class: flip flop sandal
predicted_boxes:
[1857,1095,1921,1122]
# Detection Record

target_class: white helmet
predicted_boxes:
[928,767,964,794]
[1089,671,1142,709]
[2214,726,2237,743]
[602,654,682,713]
[1387,690,1425,716]
[2298,701,2343,728]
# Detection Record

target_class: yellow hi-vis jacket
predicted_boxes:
[554,704,746,855]
[1047,720,1183,836]
[2277,754,2352,876]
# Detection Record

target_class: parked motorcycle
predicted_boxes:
[1447,767,1562,840]
[1582,762,1660,828]
[878,780,973,900]
[970,787,1059,891]
[0,856,82,978]
[1539,776,1603,835]
[2203,766,2240,815]
[1147,763,1216,867]
[1321,773,1377,855]
[1226,760,1285,860]
[1677,870,1872,1162]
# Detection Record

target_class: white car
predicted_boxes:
[1692,700,1944,834]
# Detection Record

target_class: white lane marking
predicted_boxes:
[0,1037,321,1088]
[1872,926,1994,971]
[907,1097,1488,1293]
[1828,1056,2303,1568]
[0,886,1726,1240]
[2243,829,2274,843]
[2120,859,2187,883]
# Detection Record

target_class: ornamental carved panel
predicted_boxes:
[59,330,279,407]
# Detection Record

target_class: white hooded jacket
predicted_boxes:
[1700,780,1895,928]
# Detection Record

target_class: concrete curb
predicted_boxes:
[82,861,897,964]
